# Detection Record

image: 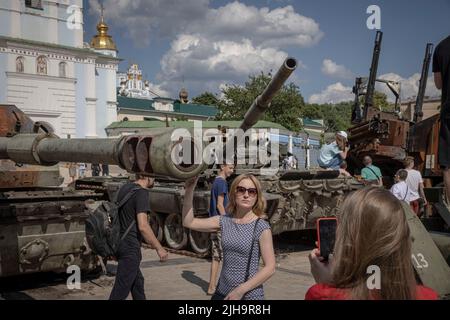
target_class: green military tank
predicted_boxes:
[73,56,363,256]
[0,105,103,277]
[0,99,216,277]
[0,58,301,275]
[74,168,362,257]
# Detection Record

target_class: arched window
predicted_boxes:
[16,56,24,73]
[59,62,66,77]
[36,55,47,75]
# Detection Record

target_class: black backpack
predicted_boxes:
[85,186,141,258]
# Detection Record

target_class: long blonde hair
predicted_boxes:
[226,174,266,217]
[331,187,417,300]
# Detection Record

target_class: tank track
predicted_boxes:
[75,176,363,258]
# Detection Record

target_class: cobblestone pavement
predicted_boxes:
[0,238,315,300]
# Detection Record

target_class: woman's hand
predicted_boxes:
[182,176,219,233]
[224,286,245,300]
[308,248,334,284]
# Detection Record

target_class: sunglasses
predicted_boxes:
[236,186,257,198]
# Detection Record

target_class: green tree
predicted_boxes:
[360,91,396,111]
[324,102,353,132]
[191,92,219,106]
[216,72,304,131]
[301,102,353,132]
[300,103,323,119]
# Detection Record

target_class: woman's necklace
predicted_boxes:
[233,212,256,224]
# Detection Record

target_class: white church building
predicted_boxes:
[0,0,120,138]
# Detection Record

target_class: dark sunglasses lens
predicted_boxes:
[236,186,246,194]
[236,186,257,197]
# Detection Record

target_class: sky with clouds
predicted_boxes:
[83,0,450,103]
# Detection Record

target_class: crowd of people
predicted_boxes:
[108,165,439,300]
[317,131,429,216]
[67,163,110,183]
[91,163,110,177]
[106,34,449,301]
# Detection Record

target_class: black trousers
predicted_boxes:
[211,292,225,300]
[109,243,146,300]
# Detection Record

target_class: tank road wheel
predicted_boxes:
[148,212,163,242]
[189,229,211,255]
[163,213,188,250]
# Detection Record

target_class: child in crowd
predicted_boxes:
[390,169,412,202]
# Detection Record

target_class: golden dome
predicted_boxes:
[90,15,117,51]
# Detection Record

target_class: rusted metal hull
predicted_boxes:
[0,105,44,137]
[408,114,442,177]
[0,160,63,189]
[0,189,102,277]
[348,115,409,178]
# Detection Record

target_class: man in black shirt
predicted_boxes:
[109,174,168,300]
[101,163,109,176]
[91,163,101,176]
[433,35,450,201]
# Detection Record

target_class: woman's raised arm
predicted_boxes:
[182,176,220,233]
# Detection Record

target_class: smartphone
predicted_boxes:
[316,217,338,261]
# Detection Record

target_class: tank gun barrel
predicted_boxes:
[220,57,297,165]
[414,43,433,123]
[362,31,382,122]
[239,57,297,132]
[0,127,206,180]
[1,58,297,179]
[0,135,119,165]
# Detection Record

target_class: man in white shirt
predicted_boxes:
[390,169,412,203]
[403,156,428,216]
[287,152,298,169]
[318,131,349,170]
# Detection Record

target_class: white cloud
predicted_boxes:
[308,73,441,105]
[89,0,323,49]
[157,34,290,96]
[145,82,170,98]
[88,0,210,47]
[377,73,441,101]
[196,2,323,48]
[88,0,321,97]
[308,82,353,104]
[321,59,354,79]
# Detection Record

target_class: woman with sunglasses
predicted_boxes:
[182,174,276,300]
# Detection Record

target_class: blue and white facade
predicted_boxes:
[0,0,120,138]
